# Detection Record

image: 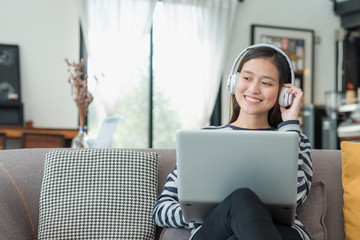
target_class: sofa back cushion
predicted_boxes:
[297,181,327,240]
[307,150,345,240]
[0,148,49,240]
[38,149,158,240]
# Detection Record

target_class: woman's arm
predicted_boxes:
[278,120,312,206]
[153,165,197,228]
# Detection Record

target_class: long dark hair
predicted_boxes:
[229,47,292,128]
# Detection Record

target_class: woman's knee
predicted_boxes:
[228,188,260,203]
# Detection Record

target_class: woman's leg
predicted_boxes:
[275,224,303,240]
[192,188,282,240]
[225,225,303,240]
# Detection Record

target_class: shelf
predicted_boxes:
[0,126,79,148]
[338,103,360,113]
[0,101,22,106]
[0,126,78,139]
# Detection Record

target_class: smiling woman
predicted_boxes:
[235,58,280,128]
[153,44,312,240]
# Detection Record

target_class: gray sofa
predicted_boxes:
[0,148,344,240]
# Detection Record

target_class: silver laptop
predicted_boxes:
[176,129,299,226]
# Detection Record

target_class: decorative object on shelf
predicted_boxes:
[70,126,91,148]
[25,120,33,128]
[345,83,357,105]
[65,58,93,148]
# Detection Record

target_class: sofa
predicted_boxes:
[0,148,344,240]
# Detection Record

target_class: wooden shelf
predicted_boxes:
[340,136,360,142]
[0,126,78,148]
[0,126,78,139]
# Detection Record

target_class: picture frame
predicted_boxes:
[251,24,314,104]
[0,44,23,125]
[0,44,21,103]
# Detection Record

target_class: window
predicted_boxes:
[87,3,180,148]
[84,1,230,149]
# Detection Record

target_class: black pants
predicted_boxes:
[192,188,302,240]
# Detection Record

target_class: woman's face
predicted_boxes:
[235,57,280,119]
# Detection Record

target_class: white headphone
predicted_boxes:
[226,43,294,107]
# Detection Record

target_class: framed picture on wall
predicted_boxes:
[251,24,314,104]
[0,44,21,103]
[0,44,23,125]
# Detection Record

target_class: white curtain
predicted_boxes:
[158,0,237,129]
[81,0,157,117]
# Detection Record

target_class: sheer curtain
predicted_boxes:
[80,0,156,142]
[157,0,237,129]
[81,0,157,116]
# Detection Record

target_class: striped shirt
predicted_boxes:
[153,120,313,240]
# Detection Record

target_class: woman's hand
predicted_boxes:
[280,84,303,122]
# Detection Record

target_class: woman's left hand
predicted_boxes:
[280,84,303,122]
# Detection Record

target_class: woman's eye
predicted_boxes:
[262,81,272,86]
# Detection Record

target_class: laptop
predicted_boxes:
[91,117,119,148]
[176,129,299,226]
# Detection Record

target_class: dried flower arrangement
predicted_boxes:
[65,58,93,128]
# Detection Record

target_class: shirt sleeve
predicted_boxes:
[153,165,198,229]
[278,120,313,206]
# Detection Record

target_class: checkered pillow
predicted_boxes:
[38,149,158,240]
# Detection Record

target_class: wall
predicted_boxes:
[221,0,341,124]
[0,0,80,128]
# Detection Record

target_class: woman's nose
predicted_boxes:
[248,81,260,93]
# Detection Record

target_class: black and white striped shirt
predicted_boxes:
[153,120,312,240]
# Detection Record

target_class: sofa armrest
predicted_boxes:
[160,227,191,240]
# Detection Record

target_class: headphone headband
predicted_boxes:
[228,43,295,86]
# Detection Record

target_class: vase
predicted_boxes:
[71,126,91,148]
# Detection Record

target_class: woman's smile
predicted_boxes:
[244,95,262,103]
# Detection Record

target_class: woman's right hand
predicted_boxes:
[280,84,303,122]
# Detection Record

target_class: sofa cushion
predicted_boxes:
[341,141,360,240]
[38,149,158,240]
[160,227,191,240]
[297,181,327,240]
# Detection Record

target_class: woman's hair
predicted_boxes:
[228,46,292,128]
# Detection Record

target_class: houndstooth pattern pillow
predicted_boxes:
[38,149,158,240]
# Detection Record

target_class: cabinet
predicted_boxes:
[0,126,78,148]
[0,102,23,125]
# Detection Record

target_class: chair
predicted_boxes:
[21,133,65,148]
[0,133,6,150]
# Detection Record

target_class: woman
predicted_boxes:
[153,44,312,240]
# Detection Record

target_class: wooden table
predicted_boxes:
[0,126,78,148]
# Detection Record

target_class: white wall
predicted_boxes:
[0,0,341,128]
[221,0,341,124]
[0,0,80,128]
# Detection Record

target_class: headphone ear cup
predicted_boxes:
[228,72,239,95]
[279,87,293,107]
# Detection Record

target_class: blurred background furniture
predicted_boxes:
[0,126,77,148]
[0,133,6,150]
[21,133,65,148]
[337,102,360,143]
